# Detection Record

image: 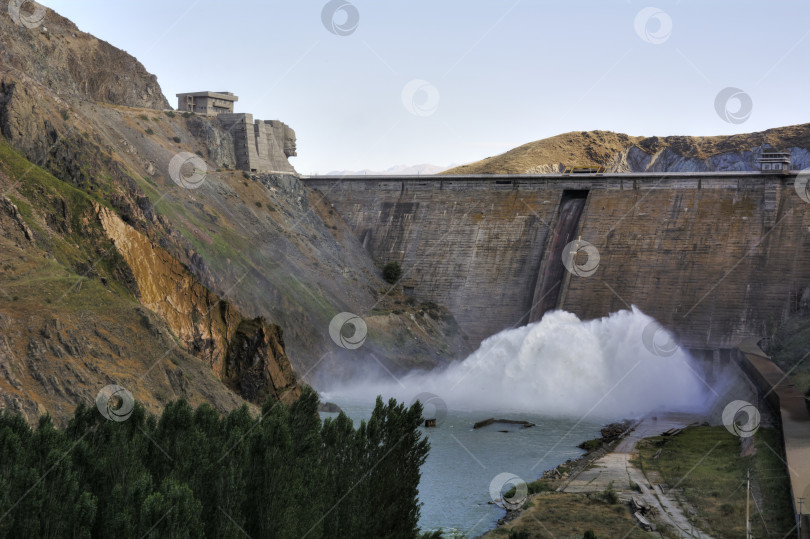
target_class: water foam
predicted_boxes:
[325,307,713,419]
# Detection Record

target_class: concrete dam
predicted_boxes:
[303,171,810,352]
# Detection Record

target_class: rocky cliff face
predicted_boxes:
[444,125,810,175]
[96,205,299,405]
[0,146,250,425]
[0,5,168,109]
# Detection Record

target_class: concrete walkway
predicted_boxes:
[562,413,716,538]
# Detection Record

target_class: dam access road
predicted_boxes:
[563,412,717,538]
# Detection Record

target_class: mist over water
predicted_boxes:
[324,307,714,419]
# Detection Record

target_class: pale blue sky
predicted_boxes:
[39,0,810,173]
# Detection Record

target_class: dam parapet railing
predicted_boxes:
[736,339,810,538]
[302,171,800,192]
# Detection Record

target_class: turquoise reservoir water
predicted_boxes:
[321,398,603,537]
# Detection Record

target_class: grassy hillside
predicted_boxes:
[634,426,794,537]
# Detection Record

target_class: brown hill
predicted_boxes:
[443,124,810,175]
[0,5,168,109]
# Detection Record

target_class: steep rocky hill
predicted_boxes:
[443,124,810,174]
[0,5,168,109]
[0,3,467,422]
[0,140,264,425]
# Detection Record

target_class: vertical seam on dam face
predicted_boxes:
[530,189,589,321]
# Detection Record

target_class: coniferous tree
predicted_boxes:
[0,387,432,538]
[287,387,324,538]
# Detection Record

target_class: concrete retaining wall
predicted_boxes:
[217,113,295,173]
[736,342,810,537]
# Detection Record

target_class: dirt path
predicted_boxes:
[562,413,716,538]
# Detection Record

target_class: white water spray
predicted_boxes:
[325,307,713,419]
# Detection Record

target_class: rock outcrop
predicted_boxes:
[96,204,299,404]
[0,5,169,109]
[0,195,33,245]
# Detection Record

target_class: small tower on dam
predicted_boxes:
[758,145,791,173]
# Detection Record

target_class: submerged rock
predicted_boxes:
[473,418,536,429]
[318,401,342,413]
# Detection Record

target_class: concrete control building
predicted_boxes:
[758,147,791,173]
[176,91,238,115]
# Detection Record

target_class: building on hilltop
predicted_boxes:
[176,91,238,116]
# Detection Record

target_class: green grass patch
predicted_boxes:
[493,492,651,538]
[505,479,554,500]
[7,268,124,312]
[0,139,132,300]
[635,425,794,538]
[578,438,602,452]
[751,428,795,532]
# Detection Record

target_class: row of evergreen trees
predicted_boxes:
[0,387,433,538]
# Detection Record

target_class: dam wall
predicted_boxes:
[303,172,810,350]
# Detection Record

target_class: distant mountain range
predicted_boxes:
[325,163,454,176]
